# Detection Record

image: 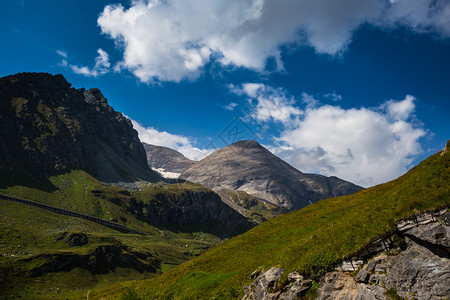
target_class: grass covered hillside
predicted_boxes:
[0,170,249,299]
[96,141,450,299]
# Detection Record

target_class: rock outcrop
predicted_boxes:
[243,267,312,300]
[143,143,196,178]
[13,243,159,277]
[181,140,362,211]
[317,209,450,300]
[244,209,450,300]
[0,72,161,186]
[91,185,255,237]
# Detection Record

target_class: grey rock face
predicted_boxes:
[316,271,388,300]
[181,140,362,210]
[316,211,450,300]
[404,220,450,248]
[243,268,312,300]
[243,267,284,300]
[244,211,450,300]
[0,72,161,185]
[354,269,370,283]
[143,143,196,175]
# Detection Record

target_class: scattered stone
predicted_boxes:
[354,269,370,283]
[366,259,377,272]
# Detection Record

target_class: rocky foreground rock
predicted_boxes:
[243,209,450,300]
[181,140,362,211]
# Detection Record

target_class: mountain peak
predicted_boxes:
[143,143,195,177]
[181,140,362,210]
[230,140,262,147]
[2,72,71,90]
[0,72,160,186]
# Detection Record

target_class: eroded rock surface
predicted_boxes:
[243,268,312,300]
[244,210,450,300]
[316,211,450,300]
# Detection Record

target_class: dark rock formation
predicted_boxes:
[92,185,254,237]
[0,72,161,186]
[55,231,88,246]
[181,140,362,210]
[143,143,195,177]
[14,243,159,277]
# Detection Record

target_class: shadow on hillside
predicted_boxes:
[0,171,58,192]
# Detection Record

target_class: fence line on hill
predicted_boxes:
[0,193,147,235]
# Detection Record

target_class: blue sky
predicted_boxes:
[1,0,449,187]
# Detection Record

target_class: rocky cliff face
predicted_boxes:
[143,143,196,178]
[181,140,362,211]
[243,209,450,300]
[0,72,160,185]
[92,184,254,237]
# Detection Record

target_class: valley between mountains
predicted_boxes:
[0,73,449,299]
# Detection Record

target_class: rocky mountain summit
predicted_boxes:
[143,143,195,178]
[0,72,160,186]
[180,140,362,210]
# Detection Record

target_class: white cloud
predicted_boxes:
[231,83,301,126]
[239,85,426,187]
[380,0,450,37]
[130,119,215,161]
[56,50,68,67]
[56,50,67,58]
[384,95,416,120]
[223,102,238,111]
[70,49,111,77]
[324,92,342,102]
[96,0,450,82]
[301,93,320,109]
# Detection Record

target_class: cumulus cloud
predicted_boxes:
[231,83,301,126]
[380,0,450,36]
[239,84,426,187]
[97,0,450,82]
[70,49,111,77]
[131,119,215,161]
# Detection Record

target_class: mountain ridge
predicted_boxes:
[143,142,196,178]
[180,140,363,210]
[99,140,450,299]
[0,72,161,186]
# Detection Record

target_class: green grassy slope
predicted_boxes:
[98,142,450,299]
[0,171,222,299]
